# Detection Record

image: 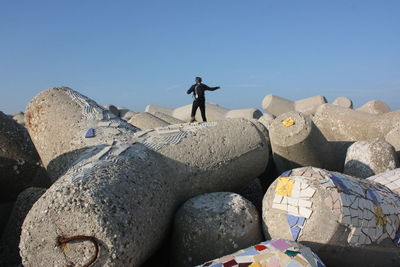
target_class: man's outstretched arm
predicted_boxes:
[204,84,220,91]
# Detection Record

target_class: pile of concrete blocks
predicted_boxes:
[12,87,270,267]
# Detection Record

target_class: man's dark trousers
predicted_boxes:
[191,98,207,122]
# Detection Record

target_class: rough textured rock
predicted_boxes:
[12,112,25,126]
[385,125,400,157]
[170,192,263,267]
[332,96,353,109]
[262,94,326,117]
[128,112,170,130]
[0,111,50,201]
[344,140,399,178]
[198,239,326,267]
[367,168,400,195]
[262,166,400,267]
[1,187,46,266]
[24,87,139,181]
[357,100,391,114]
[269,111,336,173]
[20,87,270,267]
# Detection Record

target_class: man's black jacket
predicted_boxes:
[186,83,219,99]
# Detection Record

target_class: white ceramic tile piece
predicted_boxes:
[287,197,299,206]
[342,215,351,225]
[300,183,308,190]
[342,207,350,216]
[341,194,351,207]
[351,217,360,227]
[288,205,299,216]
[375,225,383,240]
[350,198,359,210]
[299,207,312,218]
[281,196,288,204]
[386,182,398,190]
[377,232,388,243]
[349,208,358,217]
[273,194,283,204]
[291,181,301,198]
[298,199,312,208]
[300,187,315,198]
[358,231,366,244]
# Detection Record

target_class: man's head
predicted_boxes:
[195,77,202,83]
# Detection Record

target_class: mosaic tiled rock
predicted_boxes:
[332,96,353,109]
[344,140,399,178]
[368,168,400,195]
[1,187,46,266]
[263,166,400,266]
[269,111,336,174]
[262,94,327,117]
[146,103,263,122]
[20,87,270,267]
[197,239,326,267]
[356,100,391,115]
[25,87,140,181]
[128,112,170,130]
[0,111,50,201]
[171,192,263,267]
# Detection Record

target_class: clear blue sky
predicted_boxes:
[1,0,399,114]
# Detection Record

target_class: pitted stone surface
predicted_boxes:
[357,100,391,114]
[344,140,399,178]
[171,192,263,267]
[0,111,50,201]
[263,166,400,266]
[150,111,185,125]
[332,96,353,109]
[20,87,270,267]
[1,187,46,266]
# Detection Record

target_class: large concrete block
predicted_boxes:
[262,166,400,267]
[170,192,263,267]
[20,88,270,267]
[262,95,327,117]
[313,104,400,166]
[25,87,139,181]
[332,96,353,109]
[357,100,391,115]
[344,140,399,178]
[197,239,326,267]
[1,187,46,266]
[128,112,170,130]
[150,111,185,125]
[0,111,50,201]
[257,113,275,130]
[145,104,174,116]
[172,103,228,122]
[269,111,336,173]
[225,108,263,120]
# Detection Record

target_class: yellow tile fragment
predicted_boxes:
[249,263,261,267]
[282,117,295,127]
[276,177,295,196]
[374,205,387,226]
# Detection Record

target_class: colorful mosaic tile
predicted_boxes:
[197,239,326,267]
[85,128,95,138]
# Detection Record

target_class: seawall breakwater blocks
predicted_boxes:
[128,112,170,130]
[20,87,270,267]
[197,239,326,267]
[262,166,400,267]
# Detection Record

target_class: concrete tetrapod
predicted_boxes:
[332,96,353,109]
[262,166,400,267]
[356,99,391,115]
[170,192,263,267]
[344,140,399,178]
[268,111,336,174]
[197,239,326,267]
[20,88,270,266]
[128,112,170,130]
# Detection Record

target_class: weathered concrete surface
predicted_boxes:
[262,94,327,117]
[385,125,400,157]
[257,113,275,130]
[150,111,185,125]
[262,166,400,267]
[225,108,263,120]
[197,239,326,267]
[344,140,399,178]
[333,96,353,109]
[0,111,50,201]
[1,187,46,266]
[145,104,175,116]
[170,192,263,267]
[313,104,400,166]
[294,96,327,115]
[173,103,228,122]
[20,88,270,267]
[269,111,336,173]
[262,95,295,117]
[367,168,400,195]
[357,100,391,115]
[25,87,139,181]
[128,112,170,130]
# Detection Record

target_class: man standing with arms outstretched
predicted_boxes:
[186,77,220,123]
